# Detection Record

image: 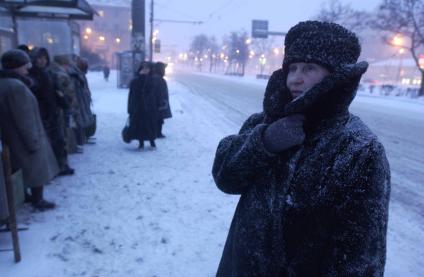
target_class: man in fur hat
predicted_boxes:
[212,21,391,276]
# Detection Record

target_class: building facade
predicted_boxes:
[78,4,132,68]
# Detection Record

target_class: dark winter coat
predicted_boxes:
[212,66,391,276]
[29,48,60,127]
[29,48,69,168]
[127,74,161,141]
[152,74,172,119]
[0,71,59,188]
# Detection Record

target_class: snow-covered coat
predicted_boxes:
[127,74,161,141]
[212,63,391,276]
[0,71,59,188]
[68,65,94,129]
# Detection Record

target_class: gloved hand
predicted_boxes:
[263,114,306,153]
[263,68,293,121]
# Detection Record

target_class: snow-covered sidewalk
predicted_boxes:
[1,71,240,276]
[1,70,423,276]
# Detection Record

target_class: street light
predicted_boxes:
[392,34,403,47]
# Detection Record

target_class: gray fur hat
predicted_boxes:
[283,21,361,72]
[1,49,31,70]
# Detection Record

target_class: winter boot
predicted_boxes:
[138,140,145,149]
[31,187,56,212]
[150,140,156,148]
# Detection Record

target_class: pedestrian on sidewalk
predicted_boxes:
[103,65,110,81]
[0,49,59,211]
[152,62,172,138]
[127,61,160,149]
[212,21,391,276]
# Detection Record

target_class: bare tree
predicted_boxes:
[207,36,220,73]
[224,31,250,76]
[250,37,276,57]
[315,0,370,34]
[371,0,424,96]
[190,34,209,71]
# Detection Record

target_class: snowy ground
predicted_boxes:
[1,70,423,276]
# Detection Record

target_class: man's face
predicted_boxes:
[14,63,31,76]
[35,55,48,68]
[286,62,330,99]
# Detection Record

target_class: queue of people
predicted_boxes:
[0,45,95,212]
[126,61,172,149]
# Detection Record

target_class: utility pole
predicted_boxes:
[131,0,145,74]
[148,1,202,61]
[149,0,154,62]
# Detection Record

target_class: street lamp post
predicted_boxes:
[397,48,405,85]
[131,0,146,74]
[391,34,405,85]
[149,0,154,62]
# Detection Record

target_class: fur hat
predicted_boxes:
[54,54,72,66]
[1,49,31,70]
[283,21,361,72]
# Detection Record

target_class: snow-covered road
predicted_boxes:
[1,70,423,276]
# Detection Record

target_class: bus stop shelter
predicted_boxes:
[0,0,96,55]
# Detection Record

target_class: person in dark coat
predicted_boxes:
[212,21,391,276]
[0,49,59,211]
[103,65,110,81]
[29,47,75,176]
[152,62,172,138]
[127,62,161,149]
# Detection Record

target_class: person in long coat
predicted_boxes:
[152,62,172,138]
[127,62,161,149]
[212,21,391,276]
[0,49,59,211]
[68,59,93,146]
[48,55,79,154]
[29,47,74,176]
